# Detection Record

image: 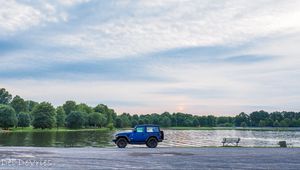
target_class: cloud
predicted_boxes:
[1,0,300,115]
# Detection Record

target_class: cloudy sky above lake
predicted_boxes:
[1,0,300,115]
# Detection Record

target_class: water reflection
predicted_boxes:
[0,130,299,147]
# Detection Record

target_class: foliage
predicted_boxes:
[0,104,17,129]
[10,95,27,113]
[88,112,106,127]
[62,100,77,115]
[32,102,56,129]
[0,88,12,104]
[56,106,66,128]
[66,111,85,129]
[17,112,31,128]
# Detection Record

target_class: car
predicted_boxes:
[113,124,164,148]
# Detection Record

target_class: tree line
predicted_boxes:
[0,88,300,129]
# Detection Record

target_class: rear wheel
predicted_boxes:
[146,138,158,148]
[116,138,127,148]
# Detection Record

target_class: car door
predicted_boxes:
[131,126,147,143]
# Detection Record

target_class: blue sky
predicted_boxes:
[1,0,300,115]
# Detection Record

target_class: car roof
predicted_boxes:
[135,124,160,127]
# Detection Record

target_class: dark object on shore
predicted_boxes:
[222,138,240,146]
[278,141,287,147]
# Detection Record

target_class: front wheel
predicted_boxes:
[116,138,127,148]
[146,138,158,148]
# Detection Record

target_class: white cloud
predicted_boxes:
[0,0,42,34]
[44,0,300,59]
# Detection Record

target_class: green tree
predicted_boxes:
[273,120,280,127]
[0,88,12,104]
[159,116,171,127]
[193,118,200,127]
[26,100,38,112]
[207,115,216,127]
[115,117,123,128]
[0,105,17,129]
[240,122,248,127]
[62,100,77,115]
[279,118,290,127]
[56,106,66,129]
[66,111,85,129]
[10,95,27,113]
[94,104,114,125]
[235,112,250,126]
[258,120,266,127]
[76,103,93,114]
[88,112,106,127]
[249,110,269,126]
[32,102,56,129]
[17,112,31,128]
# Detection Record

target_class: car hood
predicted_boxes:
[115,132,132,137]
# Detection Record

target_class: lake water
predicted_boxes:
[0,129,299,147]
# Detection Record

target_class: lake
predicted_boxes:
[0,129,299,147]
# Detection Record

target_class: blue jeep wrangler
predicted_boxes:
[113,124,164,148]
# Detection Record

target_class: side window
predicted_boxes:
[147,127,159,132]
[136,127,144,133]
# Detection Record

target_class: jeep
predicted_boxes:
[113,124,164,148]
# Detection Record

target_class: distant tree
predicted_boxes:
[66,111,85,129]
[207,115,216,127]
[32,102,56,129]
[88,112,106,127]
[56,106,66,129]
[240,122,248,127]
[94,104,115,125]
[131,120,138,127]
[17,112,31,128]
[249,110,269,126]
[258,120,266,127]
[193,118,200,127]
[198,116,208,127]
[0,88,12,104]
[269,112,283,122]
[279,118,290,127]
[115,117,123,128]
[76,103,93,114]
[217,116,229,126]
[235,112,250,127]
[159,116,171,127]
[25,100,38,112]
[10,95,27,113]
[0,105,17,129]
[62,100,77,115]
[273,120,280,127]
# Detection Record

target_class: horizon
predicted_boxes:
[1,0,300,115]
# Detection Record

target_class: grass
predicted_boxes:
[1,127,111,133]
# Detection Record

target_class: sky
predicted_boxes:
[1,0,300,115]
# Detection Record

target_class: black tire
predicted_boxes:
[146,138,158,148]
[116,138,127,148]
